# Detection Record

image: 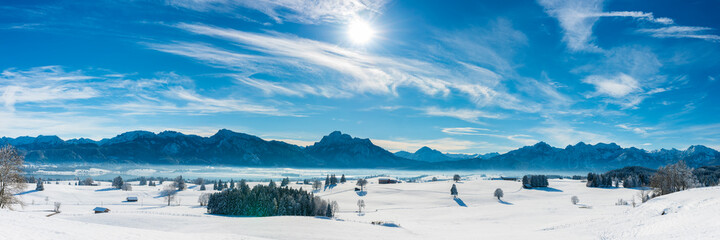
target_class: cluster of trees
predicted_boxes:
[649,161,700,196]
[207,180,337,217]
[693,166,720,186]
[112,176,133,191]
[172,176,186,190]
[324,174,339,187]
[586,173,616,188]
[587,166,655,188]
[213,179,228,190]
[522,175,549,188]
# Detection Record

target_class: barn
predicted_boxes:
[378,178,400,184]
[93,207,110,214]
[126,196,138,202]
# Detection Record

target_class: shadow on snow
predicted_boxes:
[529,187,563,192]
[15,190,38,195]
[95,188,120,192]
[454,197,467,207]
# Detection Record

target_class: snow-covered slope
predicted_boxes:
[593,186,720,239]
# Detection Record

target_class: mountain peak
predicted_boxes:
[314,131,362,146]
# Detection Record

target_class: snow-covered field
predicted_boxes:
[3,177,718,240]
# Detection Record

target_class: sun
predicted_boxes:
[347,19,375,44]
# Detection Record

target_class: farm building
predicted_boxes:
[93,207,110,214]
[126,196,138,202]
[378,178,400,184]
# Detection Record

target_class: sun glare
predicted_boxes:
[347,19,375,44]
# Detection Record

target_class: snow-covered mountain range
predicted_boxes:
[2,130,718,170]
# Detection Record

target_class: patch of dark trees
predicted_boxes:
[207,180,336,217]
[522,175,549,188]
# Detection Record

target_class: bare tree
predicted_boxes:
[81,177,94,186]
[494,188,504,200]
[312,180,322,191]
[198,193,210,206]
[53,202,61,213]
[0,145,25,210]
[571,196,579,205]
[357,199,365,213]
[650,161,700,196]
[121,182,132,191]
[160,185,177,206]
[330,201,339,217]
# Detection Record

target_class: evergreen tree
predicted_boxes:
[340,174,346,183]
[450,184,458,198]
[229,179,235,190]
[281,177,290,187]
[35,179,44,191]
[200,183,206,191]
[324,175,330,187]
[453,174,461,182]
[139,176,147,186]
[112,176,124,189]
[269,180,277,188]
[325,203,333,217]
[330,174,338,186]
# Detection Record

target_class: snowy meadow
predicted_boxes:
[6,167,718,240]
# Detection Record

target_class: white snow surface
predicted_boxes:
[2,178,718,239]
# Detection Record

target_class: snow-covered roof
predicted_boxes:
[93,207,109,212]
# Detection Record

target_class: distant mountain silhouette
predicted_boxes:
[420,142,720,170]
[2,130,718,170]
[395,146,499,162]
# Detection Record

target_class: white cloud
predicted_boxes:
[616,124,652,136]
[107,86,301,117]
[423,107,502,124]
[537,0,675,51]
[441,127,492,135]
[0,66,100,111]
[146,23,551,115]
[441,127,538,146]
[165,0,386,24]
[583,73,640,98]
[637,26,720,42]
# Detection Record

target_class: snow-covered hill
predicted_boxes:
[593,186,720,239]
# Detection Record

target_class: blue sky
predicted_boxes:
[1,0,719,153]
